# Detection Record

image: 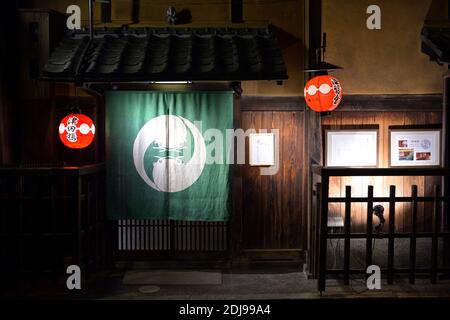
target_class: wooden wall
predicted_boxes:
[0,2,20,165]
[241,111,304,249]
[322,100,442,233]
[15,9,101,167]
[235,97,307,262]
[19,95,100,166]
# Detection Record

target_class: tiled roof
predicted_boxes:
[42,27,287,83]
[421,26,450,64]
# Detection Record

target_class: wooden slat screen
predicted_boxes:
[117,220,228,252]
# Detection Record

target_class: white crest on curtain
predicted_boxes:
[133,115,206,192]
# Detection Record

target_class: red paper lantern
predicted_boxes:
[59,114,95,149]
[304,75,342,112]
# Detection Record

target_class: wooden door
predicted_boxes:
[240,109,305,252]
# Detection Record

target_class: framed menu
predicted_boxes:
[325,130,378,167]
[249,133,275,166]
[389,129,441,167]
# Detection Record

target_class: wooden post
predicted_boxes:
[443,73,450,274]
[73,175,82,267]
[88,0,94,40]
[100,0,112,23]
[387,185,396,284]
[0,2,20,166]
[18,175,24,274]
[50,178,58,274]
[85,179,91,272]
[318,172,329,292]
[409,185,418,284]
[431,184,441,284]
[230,0,243,23]
[366,186,374,270]
[308,0,322,69]
[343,186,352,285]
[313,182,322,278]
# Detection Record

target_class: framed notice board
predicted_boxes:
[389,129,441,167]
[325,129,378,167]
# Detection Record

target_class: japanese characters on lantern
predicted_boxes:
[304,75,343,112]
[59,114,95,149]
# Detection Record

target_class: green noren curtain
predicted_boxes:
[106,91,233,221]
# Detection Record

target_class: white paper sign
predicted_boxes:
[249,133,275,166]
[326,130,378,167]
[390,130,440,166]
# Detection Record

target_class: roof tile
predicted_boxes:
[42,27,287,82]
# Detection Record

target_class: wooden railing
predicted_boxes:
[311,166,450,292]
[0,164,108,278]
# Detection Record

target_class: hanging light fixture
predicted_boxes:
[304,75,342,112]
[59,113,95,149]
[304,33,343,74]
[304,33,343,114]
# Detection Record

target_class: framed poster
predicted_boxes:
[325,130,378,167]
[249,133,275,166]
[389,129,441,167]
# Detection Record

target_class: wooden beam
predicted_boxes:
[337,94,442,112]
[240,94,442,112]
[240,96,305,111]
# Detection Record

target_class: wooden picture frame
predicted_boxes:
[249,133,275,166]
[389,128,441,167]
[325,129,379,167]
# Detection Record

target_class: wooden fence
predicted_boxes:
[0,164,108,278]
[311,166,450,292]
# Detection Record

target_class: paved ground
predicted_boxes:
[3,267,450,300]
[63,267,450,300]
